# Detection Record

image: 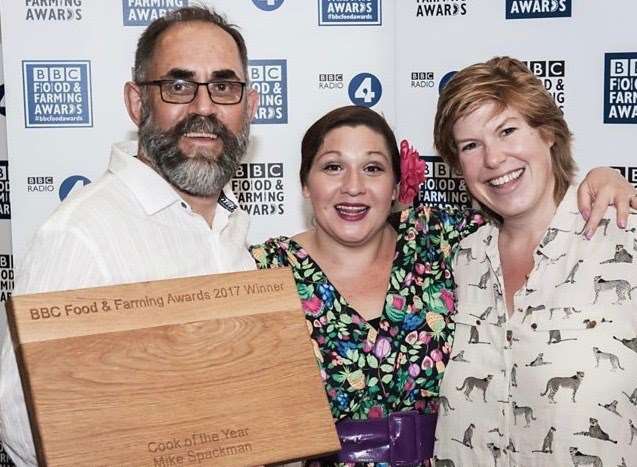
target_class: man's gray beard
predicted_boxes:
[138,107,250,197]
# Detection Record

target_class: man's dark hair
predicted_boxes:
[133,6,248,82]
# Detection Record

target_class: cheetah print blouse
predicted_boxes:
[434,186,637,467]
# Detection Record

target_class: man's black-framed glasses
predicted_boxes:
[138,79,246,105]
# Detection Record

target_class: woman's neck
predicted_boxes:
[294,223,397,320]
[499,198,558,248]
[296,224,396,270]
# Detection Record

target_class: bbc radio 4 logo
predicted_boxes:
[23,61,92,128]
[438,71,457,94]
[506,0,571,19]
[59,175,91,201]
[348,73,382,107]
[604,53,637,124]
[319,0,381,26]
[249,60,287,124]
[122,0,189,26]
[252,0,285,11]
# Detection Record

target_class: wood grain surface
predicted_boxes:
[8,269,340,466]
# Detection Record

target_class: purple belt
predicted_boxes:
[327,411,437,466]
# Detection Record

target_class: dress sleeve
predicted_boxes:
[436,205,486,249]
[399,205,486,261]
[248,237,291,270]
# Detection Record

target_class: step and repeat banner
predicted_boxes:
[1,0,636,266]
[396,0,637,208]
[0,0,396,266]
[0,1,636,463]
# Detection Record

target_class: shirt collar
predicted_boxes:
[538,184,583,256]
[109,141,240,217]
[547,184,580,230]
[467,184,581,263]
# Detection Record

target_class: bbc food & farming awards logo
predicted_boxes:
[415,0,468,17]
[232,163,285,215]
[524,60,566,110]
[249,60,288,124]
[506,0,571,19]
[418,156,470,210]
[319,0,381,26]
[0,162,9,220]
[0,253,12,303]
[25,0,83,21]
[23,61,92,128]
[122,0,188,26]
[604,53,637,124]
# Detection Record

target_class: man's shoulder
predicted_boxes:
[15,172,138,295]
[40,171,135,232]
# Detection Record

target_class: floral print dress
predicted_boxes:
[250,205,484,466]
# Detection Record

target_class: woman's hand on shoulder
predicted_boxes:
[577,167,637,239]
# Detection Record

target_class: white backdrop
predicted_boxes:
[395,1,637,204]
[0,1,636,465]
[0,0,396,264]
[2,1,636,267]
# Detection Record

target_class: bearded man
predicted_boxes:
[0,6,258,466]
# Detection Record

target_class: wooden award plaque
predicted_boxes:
[7,268,340,466]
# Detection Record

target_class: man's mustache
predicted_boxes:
[172,114,233,141]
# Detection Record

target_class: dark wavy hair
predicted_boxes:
[300,105,401,186]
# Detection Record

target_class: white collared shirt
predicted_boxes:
[0,141,255,466]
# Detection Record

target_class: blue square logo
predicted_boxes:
[319,0,381,26]
[122,0,189,26]
[249,60,288,124]
[604,52,637,124]
[23,61,93,128]
[506,0,571,19]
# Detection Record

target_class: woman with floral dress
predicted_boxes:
[249,105,635,467]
